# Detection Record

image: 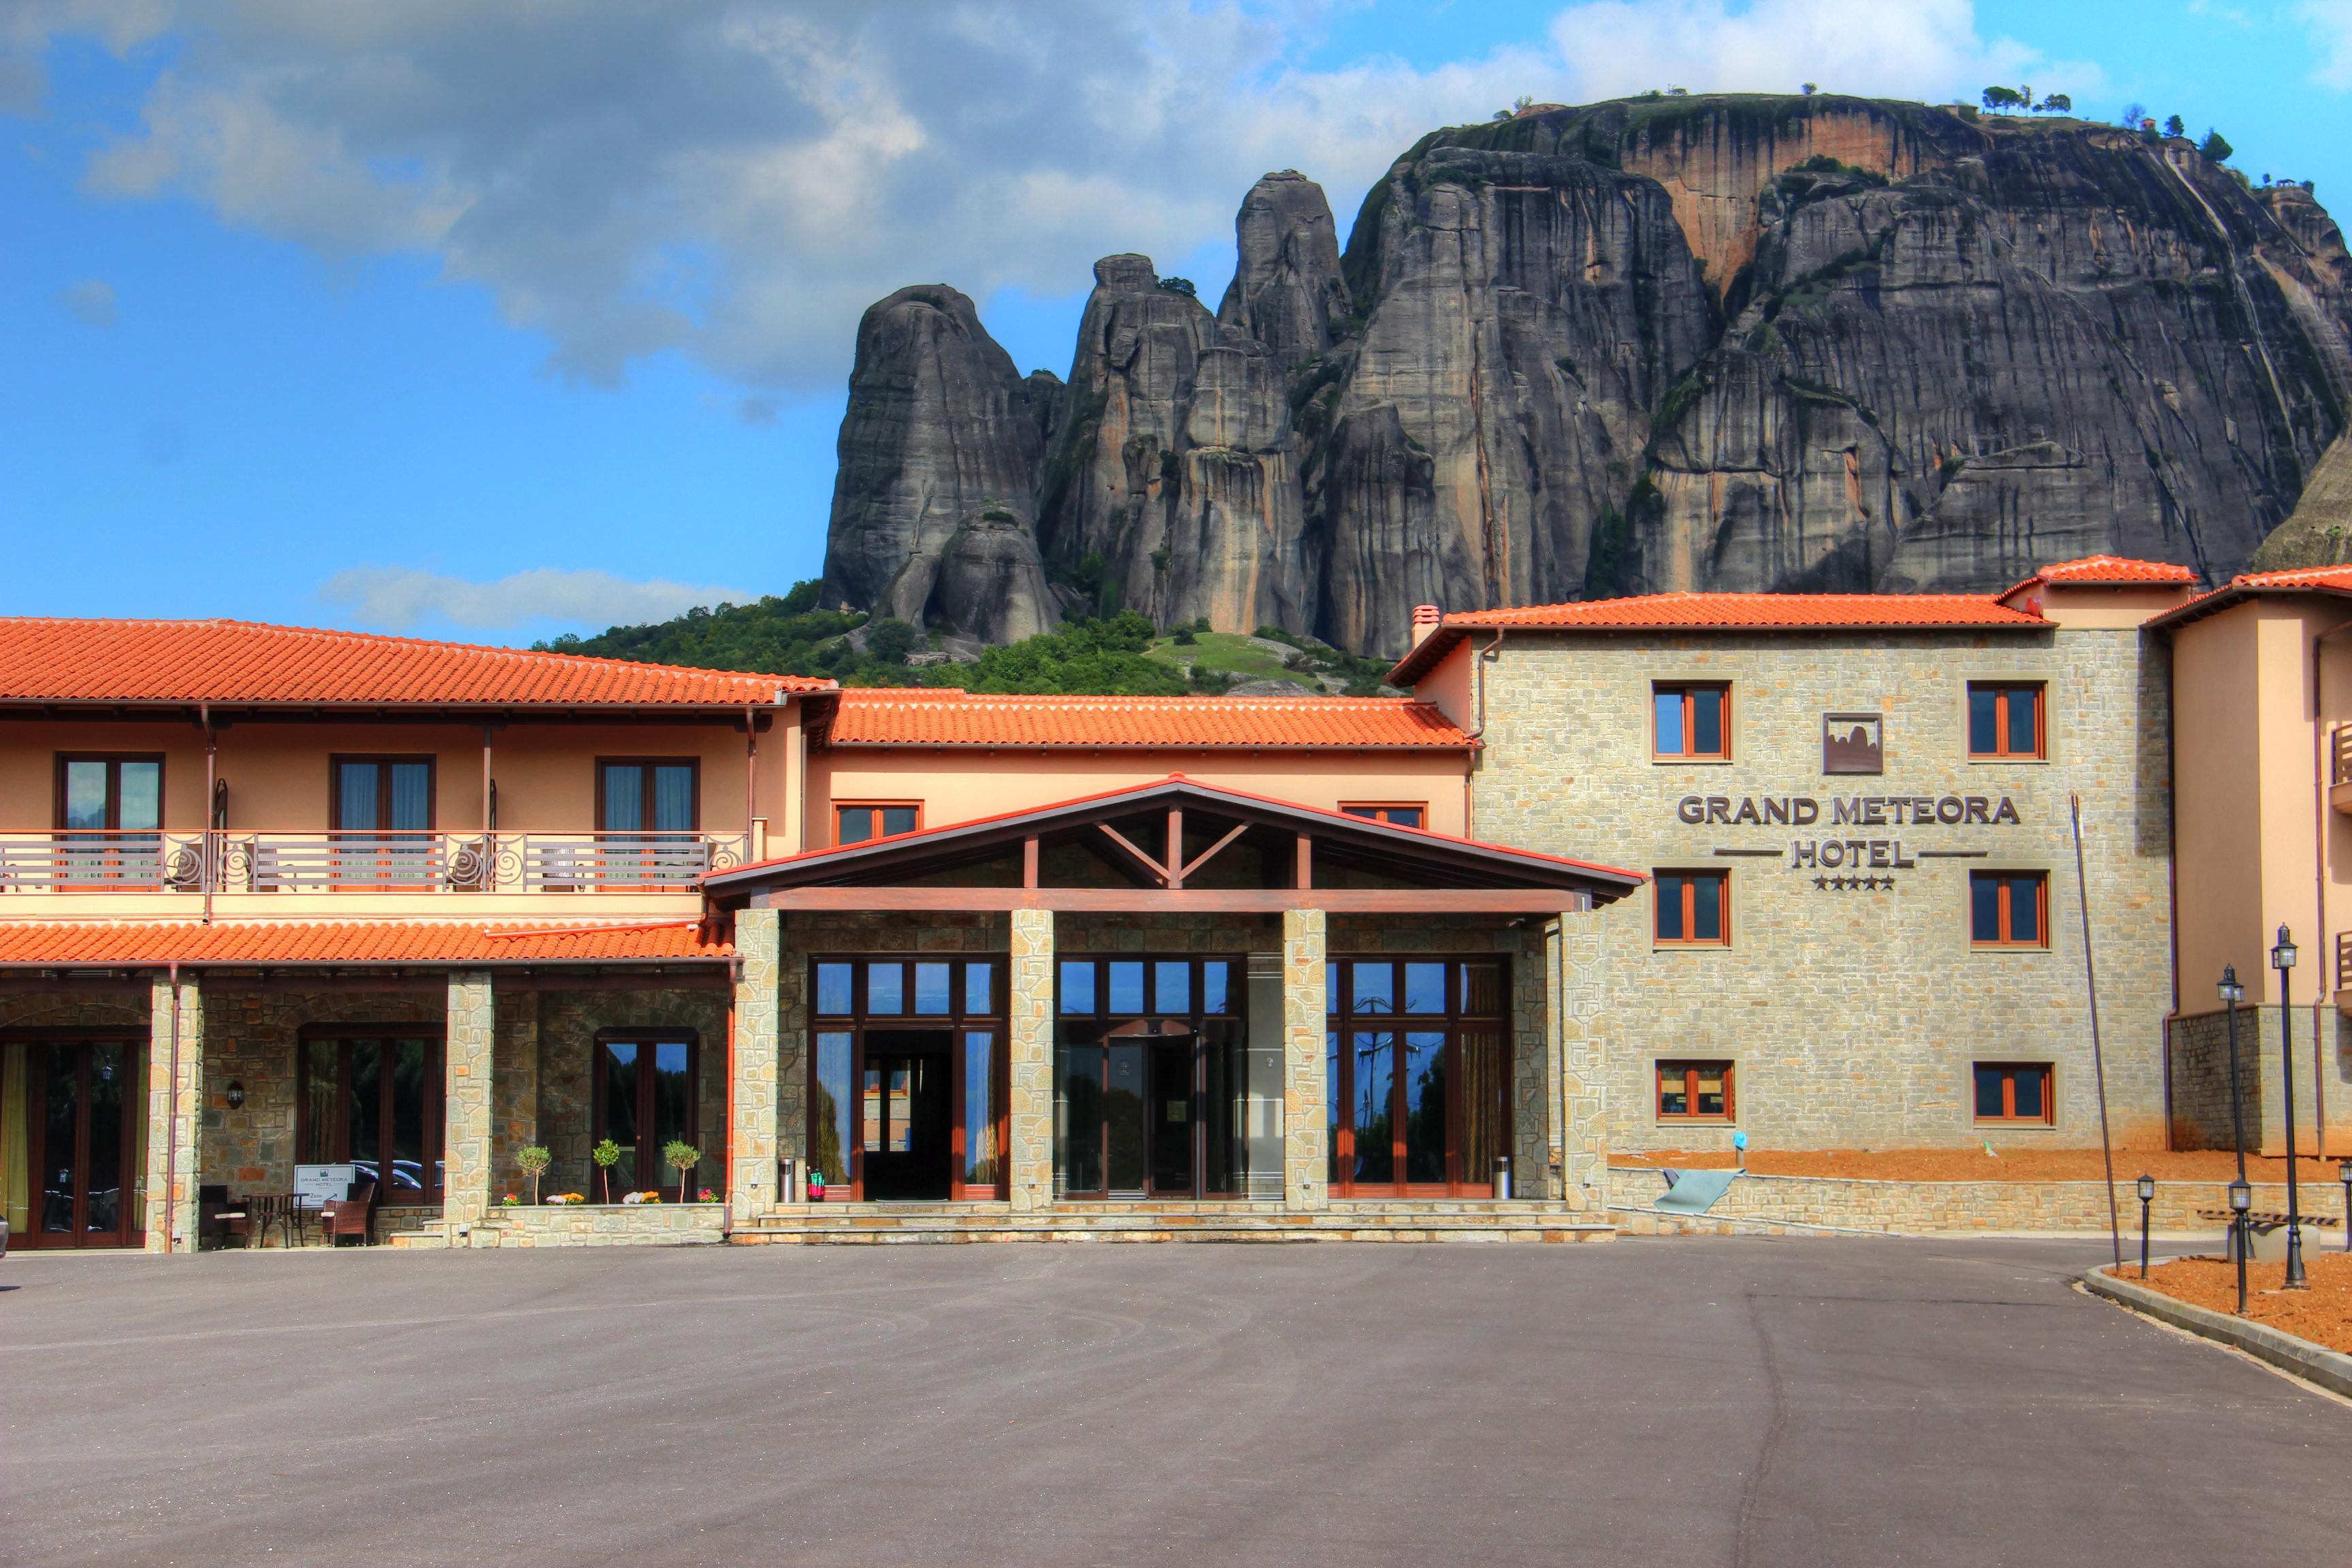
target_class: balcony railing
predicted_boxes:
[0,830,751,894]
[2335,726,2352,788]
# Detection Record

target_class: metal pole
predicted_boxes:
[2283,943,2308,1290]
[2140,1188,2151,1278]
[2072,796,2123,1269]
[2226,992,2249,1313]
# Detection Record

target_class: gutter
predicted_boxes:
[1463,630,1505,838]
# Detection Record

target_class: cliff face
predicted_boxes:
[821,98,2352,655]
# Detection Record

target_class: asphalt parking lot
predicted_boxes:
[3,1236,2345,1567]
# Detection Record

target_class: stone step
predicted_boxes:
[734,1203,1615,1245]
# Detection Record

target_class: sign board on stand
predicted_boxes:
[295,1164,357,1209]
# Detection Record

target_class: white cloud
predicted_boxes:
[12,2,2079,393]
[320,567,747,633]
[55,278,115,327]
[2304,0,2352,88]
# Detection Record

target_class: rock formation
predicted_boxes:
[822,97,2352,655]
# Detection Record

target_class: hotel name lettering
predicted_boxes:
[1675,794,2021,872]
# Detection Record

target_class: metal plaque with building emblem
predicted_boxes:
[1822,713,1883,774]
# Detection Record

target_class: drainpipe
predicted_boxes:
[1460,630,1505,839]
[161,961,180,1254]
[744,704,759,862]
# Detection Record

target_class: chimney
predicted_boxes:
[1410,604,1442,648]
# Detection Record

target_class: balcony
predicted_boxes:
[2334,728,2352,814]
[0,830,753,896]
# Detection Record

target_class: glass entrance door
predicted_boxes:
[28,1040,138,1248]
[859,1031,952,1200]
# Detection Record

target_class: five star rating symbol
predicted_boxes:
[1813,875,1896,890]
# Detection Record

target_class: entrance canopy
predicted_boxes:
[704,776,1641,914]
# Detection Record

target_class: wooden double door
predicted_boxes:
[26,1039,140,1248]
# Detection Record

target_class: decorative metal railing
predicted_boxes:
[2334,726,2352,788]
[0,829,749,894]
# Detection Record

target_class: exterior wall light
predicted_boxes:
[225,1080,245,1111]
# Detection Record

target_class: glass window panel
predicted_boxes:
[1458,1030,1505,1187]
[1403,1031,1446,1184]
[63,760,108,832]
[1325,1030,1343,1186]
[811,1032,852,1190]
[602,1041,640,1190]
[913,962,953,1015]
[1656,876,1687,941]
[653,766,695,831]
[300,1040,340,1164]
[1351,963,1394,1015]
[602,765,645,832]
[881,806,918,836]
[1107,961,1145,1015]
[1692,689,1723,755]
[40,1043,77,1232]
[1971,876,2002,943]
[2008,878,2040,944]
[885,1066,913,1153]
[2006,689,2038,756]
[1695,1066,1727,1117]
[1659,1065,1690,1117]
[1403,962,1447,1014]
[965,962,994,1016]
[964,1031,999,1186]
[1654,689,1684,755]
[1969,687,2000,754]
[838,808,874,845]
[862,1064,884,1153]
[2012,1066,2046,1120]
[1460,963,1504,1016]
[1342,804,1375,819]
[1200,960,1229,1016]
[348,1046,382,1171]
[1326,962,1339,1015]
[1105,1043,1146,1190]
[1153,960,1189,1016]
[338,762,380,831]
[116,762,161,832]
[84,1043,125,1234]
[1057,1045,1104,1194]
[1974,1064,2004,1118]
[1387,806,1422,828]
[867,962,904,1015]
[1352,1032,1394,1184]
[815,962,853,1016]
[389,1040,427,1195]
[651,1040,692,1157]
[1692,875,1723,941]
[389,764,431,830]
[1060,961,1095,1015]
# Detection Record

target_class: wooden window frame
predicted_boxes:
[327,754,438,831]
[806,956,1009,1202]
[1652,683,1732,762]
[1339,802,1428,828]
[594,757,702,834]
[295,1024,446,1204]
[53,753,167,830]
[834,800,924,848]
[590,1028,702,1194]
[1969,870,2049,949]
[1322,957,1512,1200]
[1966,682,2046,760]
[1972,1061,2055,1125]
[1653,869,1731,947]
[1655,1058,1736,1122]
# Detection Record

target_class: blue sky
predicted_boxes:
[3,1,2347,644]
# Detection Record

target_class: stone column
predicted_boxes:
[731,906,782,1226]
[1007,906,1056,1213]
[1555,915,1610,1213]
[444,970,495,1231]
[1282,908,1328,1211]
[143,973,202,1253]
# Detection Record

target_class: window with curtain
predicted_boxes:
[598,760,701,888]
[55,755,163,885]
[331,758,435,831]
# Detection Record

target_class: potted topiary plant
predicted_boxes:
[591,1138,622,1204]
[517,1144,552,1205]
[663,1140,702,1205]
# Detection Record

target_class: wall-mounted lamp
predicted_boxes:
[224,1080,245,1111]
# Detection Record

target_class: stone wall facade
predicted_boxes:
[1470,623,2176,1156]
[529,985,728,1200]
[2168,1003,2352,1155]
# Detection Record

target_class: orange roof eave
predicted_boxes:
[0,919,736,967]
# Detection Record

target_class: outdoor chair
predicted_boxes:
[318,1180,378,1246]
[198,1184,252,1250]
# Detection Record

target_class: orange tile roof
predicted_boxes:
[0,619,832,709]
[1388,591,2045,683]
[0,920,732,966]
[823,689,1473,749]
[2001,556,2202,597]
[2145,562,2352,631]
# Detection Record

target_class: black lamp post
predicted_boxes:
[2136,1173,2155,1277]
[2228,1177,2254,1313]
[2273,924,2308,1290]
[2339,1158,2351,1253]
[2221,965,2251,1312]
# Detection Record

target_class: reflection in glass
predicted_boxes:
[1654,689,1684,755]
[1404,962,1447,1015]
[914,962,952,1015]
[389,1039,427,1195]
[964,1031,999,1186]
[812,1032,851,1188]
[1202,961,1229,1015]
[1148,1038,1193,1193]
[41,1043,77,1232]
[1352,1031,1394,1183]
[300,1041,339,1164]
[1325,1030,1342,1187]
[604,1041,641,1189]
[651,1040,692,1188]
[84,1043,125,1232]
[1108,962,1145,1015]
[868,964,904,1015]
[1106,1043,1146,1190]
[2007,691,2036,755]
[1060,961,1096,1015]
[1352,964,1394,1015]
[1057,1044,1104,1194]
[118,763,160,832]
[1326,963,1339,1015]
[1403,1031,1446,1185]
[348,1047,382,1169]
[63,762,108,832]
[816,962,853,1016]
[1153,960,1189,1016]
[965,962,994,1016]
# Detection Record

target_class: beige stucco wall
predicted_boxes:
[805,747,1471,846]
[1459,623,2175,1154]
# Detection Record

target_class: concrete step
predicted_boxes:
[734,1201,1615,1245]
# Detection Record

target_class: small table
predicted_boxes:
[247,1194,305,1249]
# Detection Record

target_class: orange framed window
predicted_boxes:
[1973,1062,2053,1124]
[1967,683,2044,758]
[1653,683,1730,760]
[1340,802,1426,828]
[1969,871,2047,948]
[1654,870,1729,945]
[1656,1060,1734,1120]
[836,802,921,847]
